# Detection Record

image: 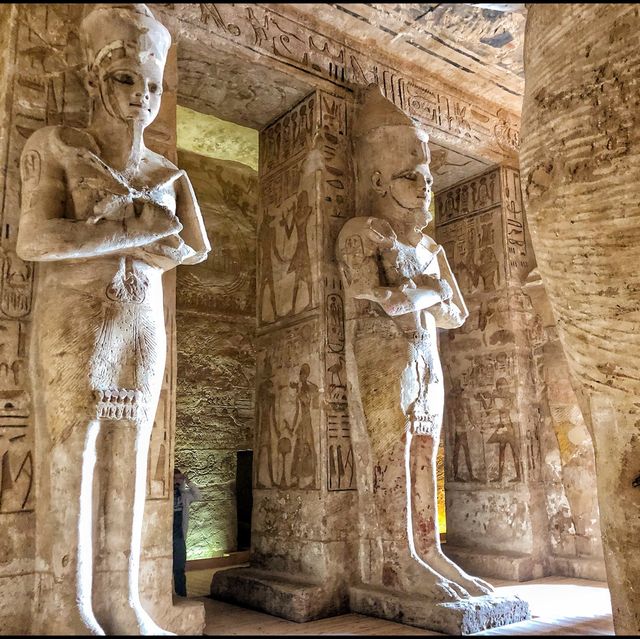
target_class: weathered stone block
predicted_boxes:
[212,567,349,622]
[349,585,530,635]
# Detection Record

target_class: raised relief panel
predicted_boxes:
[254,320,321,491]
[259,94,319,326]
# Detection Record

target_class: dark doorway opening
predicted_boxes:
[236,450,253,551]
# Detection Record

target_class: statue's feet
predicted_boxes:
[401,557,471,601]
[423,549,494,597]
[134,604,175,636]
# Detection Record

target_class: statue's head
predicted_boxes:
[80,4,171,128]
[353,84,433,233]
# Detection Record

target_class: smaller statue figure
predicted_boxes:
[337,85,493,604]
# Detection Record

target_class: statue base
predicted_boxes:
[444,545,550,582]
[164,597,206,635]
[349,585,530,635]
[211,567,348,622]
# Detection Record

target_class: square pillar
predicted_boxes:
[211,89,359,621]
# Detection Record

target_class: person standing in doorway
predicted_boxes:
[173,467,202,597]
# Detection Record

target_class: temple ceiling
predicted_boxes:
[277,3,526,114]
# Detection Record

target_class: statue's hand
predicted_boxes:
[414,275,453,302]
[135,202,183,237]
[429,300,464,328]
[87,193,134,224]
[139,233,196,268]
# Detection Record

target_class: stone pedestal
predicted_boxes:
[349,586,529,635]
[212,568,346,622]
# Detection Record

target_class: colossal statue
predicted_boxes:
[17,4,209,634]
[335,86,528,631]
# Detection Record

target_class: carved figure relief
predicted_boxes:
[255,356,277,488]
[254,323,322,491]
[337,85,493,603]
[289,364,319,489]
[448,379,479,482]
[258,94,318,325]
[17,5,209,634]
[278,190,314,314]
[476,378,522,483]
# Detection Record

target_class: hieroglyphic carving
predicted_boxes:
[185,4,517,158]
[0,425,33,513]
[0,321,29,425]
[327,410,354,490]
[435,168,501,226]
[259,94,318,325]
[494,109,520,153]
[318,92,355,491]
[501,166,534,281]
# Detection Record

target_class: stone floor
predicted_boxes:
[184,568,614,635]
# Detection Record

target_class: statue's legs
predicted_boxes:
[129,415,174,636]
[77,420,106,635]
[408,431,493,596]
[90,414,172,635]
[32,420,106,635]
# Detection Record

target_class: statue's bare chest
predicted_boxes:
[381,239,439,285]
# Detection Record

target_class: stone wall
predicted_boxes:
[175,150,257,560]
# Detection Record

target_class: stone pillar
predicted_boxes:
[175,151,257,560]
[0,5,35,633]
[436,165,605,583]
[0,4,203,634]
[211,89,359,621]
[520,4,640,633]
[436,166,548,580]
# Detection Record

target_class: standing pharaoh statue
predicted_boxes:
[337,86,516,626]
[17,4,209,635]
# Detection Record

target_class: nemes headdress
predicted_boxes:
[80,4,171,70]
[352,83,422,140]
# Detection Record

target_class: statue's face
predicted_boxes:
[371,127,434,230]
[97,56,164,127]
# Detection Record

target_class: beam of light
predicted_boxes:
[77,420,105,636]
[129,420,175,636]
